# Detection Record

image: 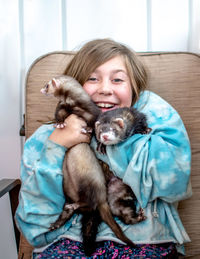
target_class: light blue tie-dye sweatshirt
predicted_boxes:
[15,91,192,254]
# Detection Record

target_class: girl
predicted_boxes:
[15,39,191,258]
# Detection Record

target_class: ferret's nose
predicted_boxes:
[102,134,109,141]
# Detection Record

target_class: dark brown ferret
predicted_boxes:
[95,107,151,153]
[95,107,151,226]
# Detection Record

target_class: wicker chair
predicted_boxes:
[1,51,200,259]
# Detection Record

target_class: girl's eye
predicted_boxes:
[113,78,123,83]
[88,77,97,82]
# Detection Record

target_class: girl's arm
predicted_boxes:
[122,121,191,208]
[15,114,90,247]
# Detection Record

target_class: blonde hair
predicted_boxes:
[65,39,147,105]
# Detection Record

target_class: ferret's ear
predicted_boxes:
[52,78,60,88]
[114,118,124,128]
[95,121,100,128]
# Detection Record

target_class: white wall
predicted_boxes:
[0,0,200,258]
[1,0,199,179]
[0,0,21,179]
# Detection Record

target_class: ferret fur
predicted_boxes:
[95,107,151,226]
[95,107,151,153]
[41,76,136,255]
[41,75,100,128]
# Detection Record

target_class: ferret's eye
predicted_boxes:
[46,84,49,89]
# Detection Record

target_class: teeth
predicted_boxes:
[97,103,114,108]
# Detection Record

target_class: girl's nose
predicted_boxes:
[97,80,113,95]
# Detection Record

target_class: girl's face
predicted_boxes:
[83,56,133,112]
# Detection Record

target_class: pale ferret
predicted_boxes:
[41,75,137,255]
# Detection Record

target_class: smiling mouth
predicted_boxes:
[96,103,116,109]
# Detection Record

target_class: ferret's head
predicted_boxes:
[95,118,125,145]
[40,78,61,96]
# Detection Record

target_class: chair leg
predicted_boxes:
[0,179,21,253]
[9,183,21,252]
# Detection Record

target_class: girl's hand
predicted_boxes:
[49,114,91,148]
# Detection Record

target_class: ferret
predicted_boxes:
[95,107,151,154]
[100,161,146,225]
[41,76,136,255]
[41,75,100,129]
[53,143,136,255]
[95,107,151,225]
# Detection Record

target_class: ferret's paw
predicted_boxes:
[137,208,147,222]
[81,127,93,134]
[64,203,79,211]
[143,127,152,134]
[86,127,93,133]
[97,143,106,154]
[54,123,66,128]
[81,128,88,134]
[49,223,60,231]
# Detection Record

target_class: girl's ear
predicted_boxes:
[114,118,124,129]
[52,78,60,88]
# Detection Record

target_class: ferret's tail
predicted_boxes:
[81,210,102,256]
[99,202,136,247]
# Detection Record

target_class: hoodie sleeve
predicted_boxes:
[93,91,192,209]
[15,125,71,247]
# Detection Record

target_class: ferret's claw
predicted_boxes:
[81,128,87,134]
[49,222,61,231]
[81,127,93,134]
[97,143,107,154]
[86,128,93,133]
[54,123,66,128]
[60,123,66,128]
[142,127,152,134]
[137,208,147,222]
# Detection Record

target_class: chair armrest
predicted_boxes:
[0,178,21,252]
[0,178,21,198]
